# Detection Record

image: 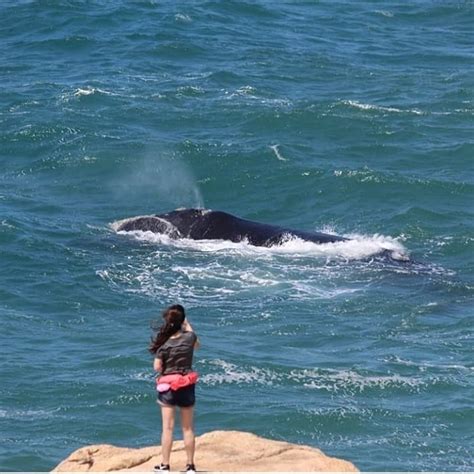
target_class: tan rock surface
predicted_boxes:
[53,430,358,472]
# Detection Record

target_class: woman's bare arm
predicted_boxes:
[153,357,163,372]
[183,319,200,349]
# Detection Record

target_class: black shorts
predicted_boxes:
[157,384,195,408]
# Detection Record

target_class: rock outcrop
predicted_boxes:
[53,430,358,472]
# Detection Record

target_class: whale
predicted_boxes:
[113,208,348,246]
[113,208,410,261]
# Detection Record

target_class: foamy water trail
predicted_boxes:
[269,144,288,161]
[199,360,446,395]
[341,99,423,115]
[104,225,409,304]
[113,227,408,261]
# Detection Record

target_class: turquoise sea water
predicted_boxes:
[1,1,473,471]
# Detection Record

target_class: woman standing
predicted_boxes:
[149,304,200,473]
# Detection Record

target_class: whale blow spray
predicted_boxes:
[116,151,204,210]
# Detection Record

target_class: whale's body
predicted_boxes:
[114,208,348,246]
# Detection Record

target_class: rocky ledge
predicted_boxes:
[53,430,358,472]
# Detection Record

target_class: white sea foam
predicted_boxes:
[269,144,288,161]
[199,360,435,394]
[384,355,473,372]
[105,393,148,406]
[175,13,192,23]
[236,85,257,96]
[224,86,291,107]
[1,219,15,230]
[171,264,280,289]
[302,404,379,420]
[342,99,424,115]
[374,10,394,17]
[115,228,408,261]
[106,221,412,305]
[73,86,113,97]
[224,86,258,101]
[201,360,279,386]
[176,85,205,97]
[59,86,115,103]
[0,407,61,420]
[289,368,432,394]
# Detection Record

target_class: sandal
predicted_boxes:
[154,463,170,473]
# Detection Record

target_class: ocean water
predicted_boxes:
[1,0,473,471]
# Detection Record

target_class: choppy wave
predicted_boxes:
[200,360,458,395]
[76,87,110,97]
[341,100,424,115]
[174,13,192,23]
[223,85,292,107]
[58,86,117,103]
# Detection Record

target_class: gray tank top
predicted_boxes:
[155,331,197,375]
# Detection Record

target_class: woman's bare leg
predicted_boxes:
[160,404,176,465]
[180,406,195,464]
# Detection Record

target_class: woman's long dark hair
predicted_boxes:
[149,305,186,354]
